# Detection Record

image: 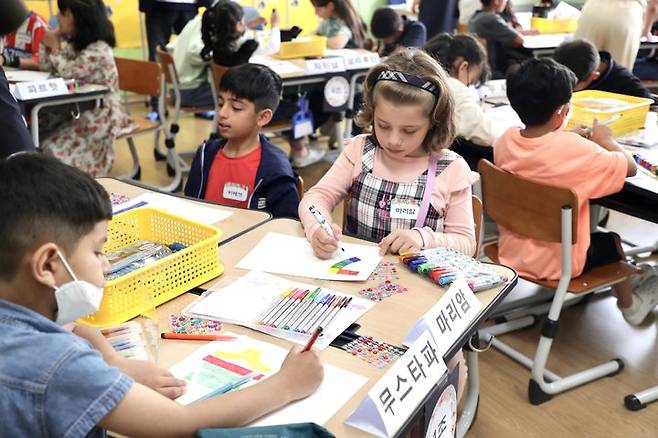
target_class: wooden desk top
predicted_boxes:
[98,178,271,245]
[151,218,516,436]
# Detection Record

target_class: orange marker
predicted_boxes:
[160,333,238,341]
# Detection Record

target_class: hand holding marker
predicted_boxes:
[309,204,345,253]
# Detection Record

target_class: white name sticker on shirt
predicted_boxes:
[390,198,420,220]
[223,182,249,201]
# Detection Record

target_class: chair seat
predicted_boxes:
[484,243,639,294]
[117,118,161,138]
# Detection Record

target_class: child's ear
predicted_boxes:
[590,71,601,81]
[30,243,63,290]
[256,108,273,128]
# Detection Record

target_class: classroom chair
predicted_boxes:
[477,159,638,405]
[295,174,305,200]
[114,58,183,192]
[155,47,216,182]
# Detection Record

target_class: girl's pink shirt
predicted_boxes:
[299,135,478,255]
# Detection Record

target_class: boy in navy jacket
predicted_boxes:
[185,64,299,218]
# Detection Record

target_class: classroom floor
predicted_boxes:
[109,104,658,437]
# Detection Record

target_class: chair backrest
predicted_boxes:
[211,62,229,91]
[156,46,179,86]
[478,159,578,244]
[472,194,483,256]
[296,174,304,200]
[114,57,161,97]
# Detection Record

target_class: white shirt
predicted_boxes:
[446,77,498,146]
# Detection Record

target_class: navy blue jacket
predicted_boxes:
[0,67,34,158]
[184,135,299,219]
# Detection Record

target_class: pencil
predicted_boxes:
[303,326,323,352]
[160,333,238,341]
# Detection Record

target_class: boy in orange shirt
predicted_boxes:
[494,58,658,325]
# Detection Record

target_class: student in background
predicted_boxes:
[299,48,474,398]
[1,10,48,70]
[553,38,653,101]
[139,0,210,119]
[424,33,497,147]
[169,3,271,107]
[185,64,300,218]
[200,1,323,168]
[469,0,531,78]
[495,58,658,326]
[0,0,35,158]
[0,153,324,437]
[311,0,369,49]
[412,0,459,38]
[38,0,132,177]
[370,7,427,56]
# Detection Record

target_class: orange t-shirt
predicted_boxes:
[493,128,627,280]
[204,145,261,208]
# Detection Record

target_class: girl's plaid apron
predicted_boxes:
[345,136,457,243]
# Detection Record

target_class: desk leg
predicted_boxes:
[456,338,480,438]
[345,72,367,141]
[30,103,43,146]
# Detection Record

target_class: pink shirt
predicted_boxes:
[299,135,478,255]
[494,128,628,280]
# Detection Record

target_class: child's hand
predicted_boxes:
[277,345,324,401]
[119,359,187,399]
[570,125,591,139]
[42,29,61,51]
[270,8,280,28]
[310,223,342,259]
[379,229,423,255]
[590,118,615,148]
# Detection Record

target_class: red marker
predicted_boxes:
[303,326,323,352]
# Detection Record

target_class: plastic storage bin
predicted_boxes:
[567,90,652,137]
[275,36,327,59]
[530,17,577,34]
[81,207,223,326]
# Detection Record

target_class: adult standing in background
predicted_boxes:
[575,0,658,69]
[0,0,35,158]
[412,0,459,38]
[139,0,212,118]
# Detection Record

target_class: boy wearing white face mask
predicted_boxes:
[494,58,658,326]
[0,154,324,437]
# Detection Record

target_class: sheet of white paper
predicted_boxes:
[486,104,525,137]
[249,55,304,75]
[4,69,51,82]
[171,336,367,426]
[236,232,382,281]
[111,193,233,224]
[522,33,571,49]
[186,271,375,350]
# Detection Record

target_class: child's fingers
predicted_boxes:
[158,385,187,399]
[378,234,393,255]
[398,241,417,254]
[331,223,342,241]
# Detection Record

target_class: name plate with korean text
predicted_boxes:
[304,57,346,75]
[11,78,69,101]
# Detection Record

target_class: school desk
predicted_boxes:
[13,82,109,146]
[524,33,658,58]
[97,178,271,245]
[172,217,517,437]
[251,49,375,143]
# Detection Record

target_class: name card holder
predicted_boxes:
[345,331,448,438]
[304,57,346,75]
[403,278,482,351]
[11,78,69,101]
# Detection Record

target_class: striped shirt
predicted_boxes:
[3,11,48,63]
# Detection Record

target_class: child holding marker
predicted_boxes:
[299,49,477,260]
[299,49,477,399]
[0,154,323,437]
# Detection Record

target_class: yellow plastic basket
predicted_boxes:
[81,207,223,326]
[530,17,577,34]
[275,35,327,59]
[567,90,652,137]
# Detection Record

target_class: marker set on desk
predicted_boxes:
[255,287,353,334]
[101,322,149,360]
[399,248,507,292]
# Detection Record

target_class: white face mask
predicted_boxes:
[53,250,104,325]
[559,103,572,131]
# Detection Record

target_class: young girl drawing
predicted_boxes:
[299,49,476,397]
[38,0,132,176]
[299,48,477,259]
[311,0,369,49]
